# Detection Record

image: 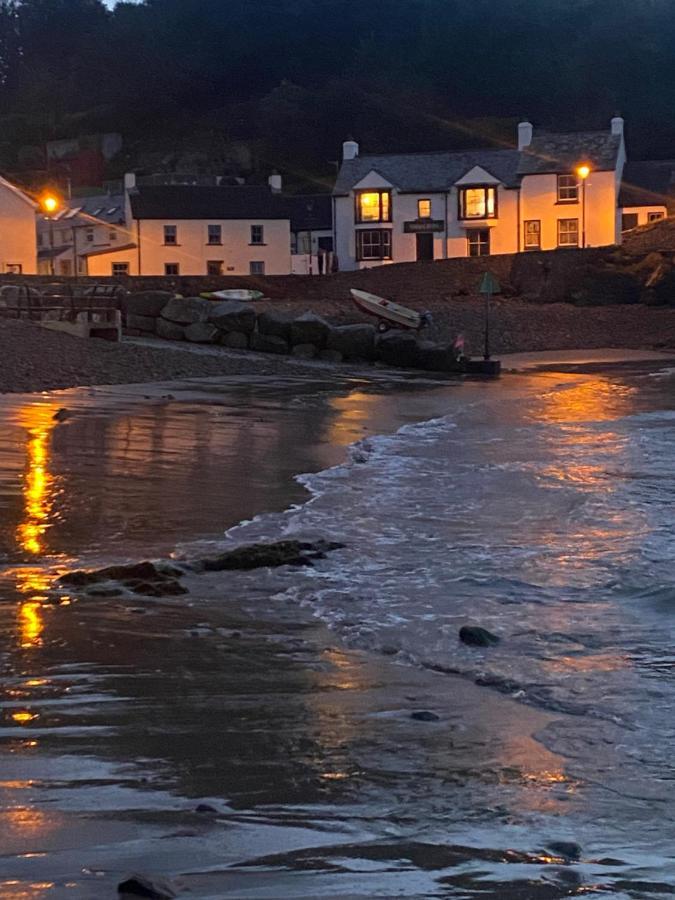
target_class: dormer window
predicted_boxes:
[458,186,497,220]
[557,175,579,203]
[356,190,391,223]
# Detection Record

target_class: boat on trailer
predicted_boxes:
[351,289,429,332]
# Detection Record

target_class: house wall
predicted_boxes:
[87,247,139,277]
[620,205,668,228]
[446,185,519,258]
[0,185,37,274]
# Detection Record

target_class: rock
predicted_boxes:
[546,841,582,861]
[416,341,463,373]
[257,310,293,340]
[195,803,218,814]
[250,332,288,355]
[118,873,178,899]
[125,291,174,318]
[208,301,257,333]
[161,296,211,325]
[59,561,188,597]
[318,348,343,363]
[200,539,344,572]
[185,322,219,344]
[220,331,248,349]
[127,313,158,333]
[124,578,188,597]
[52,407,70,422]
[290,312,331,348]
[327,323,377,360]
[377,330,420,368]
[410,710,440,722]
[292,343,317,359]
[571,269,641,306]
[459,625,500,647]
[156,318,185,341]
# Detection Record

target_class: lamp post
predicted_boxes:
[40,193,61,276]
[576,164,590,249]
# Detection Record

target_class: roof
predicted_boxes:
[0,174,38,210]
[284,194,332,231]
[38,194,126,231]
[129,184,289,220]
[81,242,136,257]
[37,245,72,260]
[619,160,675,208]
[517,131,622,175]
[333,149,521,194]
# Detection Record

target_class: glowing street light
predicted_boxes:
[576,164,591,249]
[39,192,62,275]
[40,193,59,215]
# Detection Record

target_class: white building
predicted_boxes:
[37,194,127,276]
[0,175,37,275]
[333,118,669,269]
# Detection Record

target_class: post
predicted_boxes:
[484,287,491,360]
[49,218,55,276]
[582,177,587,249]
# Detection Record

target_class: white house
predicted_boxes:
[333,117,668,269]
[0,175,38,275]
[618,160,674,232]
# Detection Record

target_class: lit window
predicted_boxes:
[356,191,391,223]
[207,260,223,275]
[250,225,264,245]
[112,262,129,276]
[648,211,665,223]
[467,229,490,257]
[165,262,180,275]
[356,229,392,261]
[208,224,222,244]
[250,261,265,275]
[524,220,541,250]
[557,175,579,203]
[557,218,579,247]
[458,187,496,220]
[418,199,431,219]
[164,225,177,245]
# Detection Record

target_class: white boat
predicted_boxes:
[351,289,428,332]
[200,289,264,302]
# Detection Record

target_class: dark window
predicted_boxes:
[112,262,129,276]
[207,260,224,275]
[648,211,665,223]
[250,225,264,245]
[524,220,541,250]
[621,213,639,232]
[5,263,22,274]
[355,191,392,223]
[164,225,177,245]
[458,187,497,220]
[356,229,393,261]
[109,229,117,241]
[165,263,180,275]
[467,229,490,257]
[85,229,94,242]
[317,236,334,251]
[249,261,265,275]
[208,224,222,244]
[557,218,579,247]
[557,175,579,203]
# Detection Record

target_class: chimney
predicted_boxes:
[123,172,136,191]
[268,171,282,193]
[343,137,359,161]
[518,121,533,151]
[611,114,624,137]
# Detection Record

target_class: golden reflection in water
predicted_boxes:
[15,404,59,557]
[13,569,55,650]
[328,391,381,446]
[11,712,37,725]
[533,376,637,425]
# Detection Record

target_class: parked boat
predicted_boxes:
[200,289,264,302]
[351,289,430,332]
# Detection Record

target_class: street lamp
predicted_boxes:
[40,193,61,276]
[576,164,591,249]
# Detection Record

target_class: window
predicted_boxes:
[318,236,333,252]
[207,260,224,275]
[557,174,579,203]
[356,190,392,223]
[208,224,222,244]
[250,224,264,245]
[467,229,490,257]
[109,229,117,241]
[164,225,177,245]
[621,213,639,232]
[165,263,180,275]
[557,218,579,247]
[112,262,129,276]
[249,261,265,275]
[356,229,393,261]
[85,228,94,242]
[458,187,497,220]
[648,211,665,223]
[5,263,22,274]
[524,220,541,250]
[418,198,431,219]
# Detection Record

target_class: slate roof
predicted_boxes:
[129,185,288,220]
[619,160,675,208]
[333,149,522,195]
[517,131,622,175]
[284,194,332,231]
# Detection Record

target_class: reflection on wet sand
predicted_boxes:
[14,403,59,558]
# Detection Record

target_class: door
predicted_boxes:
[416,232,434,261]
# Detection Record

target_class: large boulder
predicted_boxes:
[125,291,173,318]
[156,318,185,341]
[416,341,462,373]
[327,323,377,360]
[290,312,331,348]
[126,313,157,333]
[208,301,256,333]
[220,331,249,350]
[292,343,317,359]
[377,330,420,368]
[161,296,211,324]
[185,322,219,343]
[200,540,344,572]
[250,332,288,354]
[257,309,293,340]
[570,269,641,306]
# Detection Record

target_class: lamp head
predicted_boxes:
[40,193,60,214]
[577,164,591,180]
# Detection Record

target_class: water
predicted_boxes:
[1,361,675,897]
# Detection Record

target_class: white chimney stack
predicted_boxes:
[268,171,282,193]
[518,121,533,151]
[343,138,359,161]
[611,115,624,137]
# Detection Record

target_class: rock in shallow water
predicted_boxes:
[459,625,500,647]
[200,539,344,571]
[59,561,188,597]
[546,840,582,861]
[410,710,440,722]
[118,873,178,899]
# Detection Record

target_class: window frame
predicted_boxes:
[164,262,180,276]
[207,260,224,276]
[250,224,265,245]
[523,219,541,250]
[418,198,432,219]
[458,186,498,221]
[355,228,393,261]
[112,262,130,276]
[249,260,265,275]
[355,190,392,224]
[207,224,222,245]
[557,218,579,248]
[648,211,665,223]
[163,225,178,246]
[466,229,490,257]
[557,174,579,204]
